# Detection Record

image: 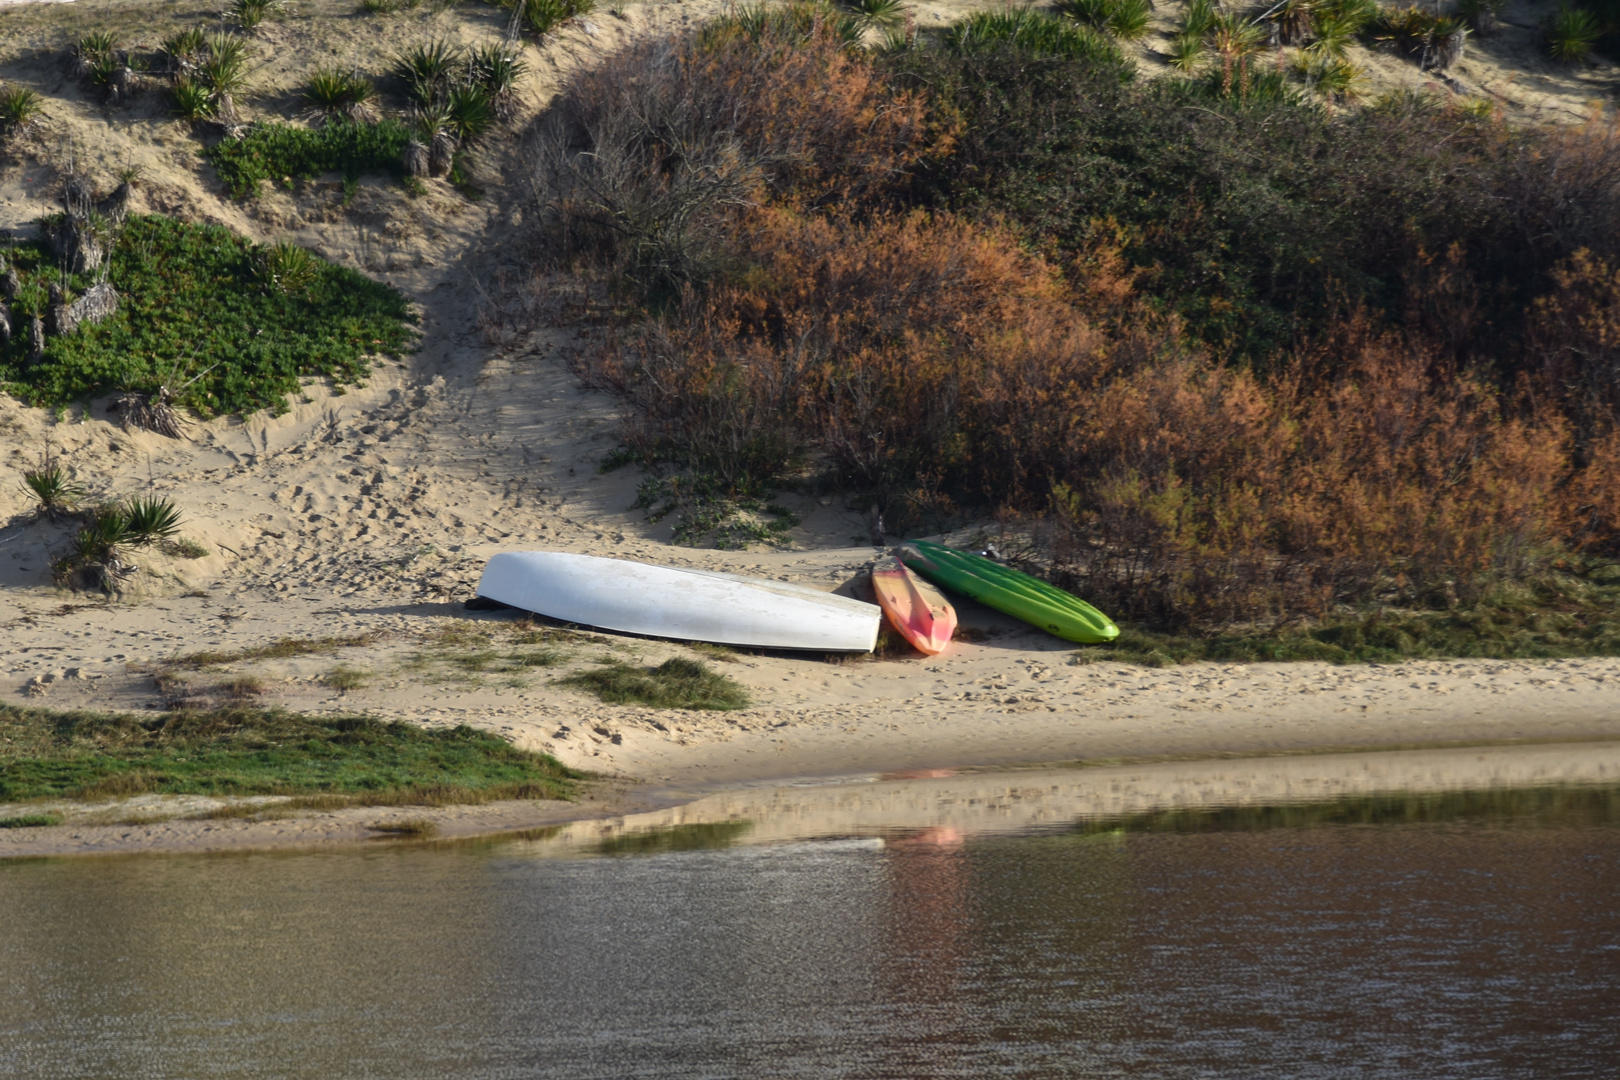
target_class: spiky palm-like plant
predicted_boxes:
[395,38,462,107]
[304,68,379,123]
[23,465,85,518]
[169,78,216,122]
[120,496,183,546]
[72,31,119,79]
[255,241,320,295]
[446,83,493,144]
[0,87,45,140]
[1295,52,1365,103]
[1272,0,1318,45]
[1545,4,1600,63]
[1181,0,1219,37]
[844,0,907,31]
[162,26,208,76]
[230,0,280,31]
[467,44,528,120]
[1166,31,1207,71]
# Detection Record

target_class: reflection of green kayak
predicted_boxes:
[898,540,1119,644]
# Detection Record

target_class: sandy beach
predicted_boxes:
[3,0,1620,859]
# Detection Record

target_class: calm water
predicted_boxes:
[2,788,1619,1079]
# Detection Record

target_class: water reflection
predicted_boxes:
[0,773,1617,1078]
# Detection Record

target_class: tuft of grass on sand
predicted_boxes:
[368,817,439,837]
[0,704,578,803]
[0,812,62,829]
[324,665,371,691]
[1070,576,1620,667]
[562,658,750,710]
[170,634,379,669]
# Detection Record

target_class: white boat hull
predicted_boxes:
[475,551,881,652]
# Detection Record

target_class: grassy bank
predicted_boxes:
[1075,565,1620,665]
[0,704,577,804]
[0,214,415,415]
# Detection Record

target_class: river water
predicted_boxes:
[2,784,1618,1078]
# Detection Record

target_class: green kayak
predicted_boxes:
[898,540,1119,644]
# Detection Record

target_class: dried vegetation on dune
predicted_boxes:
[516,4,1620,639]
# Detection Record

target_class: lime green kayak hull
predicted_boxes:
[898,541,1119,644]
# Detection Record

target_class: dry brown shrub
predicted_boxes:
[1049,331,1571,626]
[524,13,947,291]
[583,207,1173,498]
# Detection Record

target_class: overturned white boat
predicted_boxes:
[475,551,881,652]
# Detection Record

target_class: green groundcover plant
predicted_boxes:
[0,214,416,415]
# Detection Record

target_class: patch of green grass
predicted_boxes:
[0,705,579,803]
[324,665,371,691]
[0,812,62,828]
[1070,573,1620,666]
[206,119,412,199]
[0,215,415,416]
[368,817,438,837]
[686,642,739,663]
[634,472,798,549]
[561,657,750,710]
[170,634,378,669]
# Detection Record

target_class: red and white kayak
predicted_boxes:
[870,554,957,655]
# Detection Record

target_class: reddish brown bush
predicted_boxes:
[525,8,945,292]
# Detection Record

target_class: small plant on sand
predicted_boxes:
[1545,4,1601,63]
[0,813,62,829]
[71,31,119,79]
[466,44,528,120]
[1057,0,1152,41]
[120,495,183,546]
[254,240,320,294]
[22,463,85,518]
[1294,53,1365,103]
[169,79,216,123]
[1165,31,1206,70]
[519,0,596,39]
[162,26,208,76]
[324,665,371,691]
[394,39,462,108]
[0,87,46,141]
[445,84,493,143]
[562,657,751,710]
[843,0,908,31]
[229,0,282,31]
[304,68,379,124]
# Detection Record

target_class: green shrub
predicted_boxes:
[22,465,84,517]
[394,38,461,107]
[1058,0,1152,41]
[843,0,906,30]
[561,658,751,709]
[446,84,493,142]
[519,0,596,37]
[0,215,415,415]
[206,118,411,197]
[1546,4,1601,62]
[0,87,45,138]
[305,67,378,122]
[229,0,280,30]
[170,79,216,122]
[120,496,183,546]
[943,8,1131,68]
